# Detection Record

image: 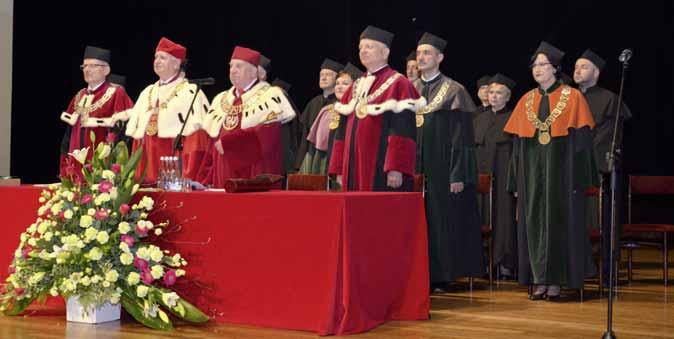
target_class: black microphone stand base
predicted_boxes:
[602,330,616,339]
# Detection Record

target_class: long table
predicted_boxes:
[0,186,429,335]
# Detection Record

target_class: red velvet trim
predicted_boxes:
[328,140,345,175]
[383,135,416,176]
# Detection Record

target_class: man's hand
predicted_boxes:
[450,182,464,193]
[214,140,224,155]
[387,171,403,188]
[336,175,343,186]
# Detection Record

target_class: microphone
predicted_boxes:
[188,77,216,86]
[618,49,632,63]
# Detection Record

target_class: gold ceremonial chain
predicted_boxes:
[327,105,340,130]
[74,87,117,119]
[145,114,159,136]
[146,80,188,112]
[525,86,571,145]
[219,84,272,131]
[416,81,450,127]
[354,73,401,119]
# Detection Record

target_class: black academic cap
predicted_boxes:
[477,75,492,88]
[531,41,565,67]
[321,58,344,72]
[271,78,291,92]
[259,54,272,73]
[83,46,111,64]
[107,74,126,87]
[360,25,394,48]
[489,73,516,91]
[579,49,606,71]
[417,32,447,52]
[342,62,363,80]
[406,50,417,62]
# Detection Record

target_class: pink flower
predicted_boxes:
[8,266,15,274]
[99,180,113,193]
[84,163,93,172]
[106,132,117,144]
[119,204,130,215]
[58,211,65,220]
[120,234,135,247]
[95,209,109,221]
[135,224,148,237]
[21,246,33,259]
[163,269,177,286]
[80,194,93,204]
[133,257,149,271]
[140,269,154,285]
[111,163,121,174]
[14,287,25,296]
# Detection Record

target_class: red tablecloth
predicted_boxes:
[0,186,429,335]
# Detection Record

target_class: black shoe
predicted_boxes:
[528,292,547,301]
[546,293,561,302]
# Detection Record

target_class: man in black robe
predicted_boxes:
[405,50,419,82]
[413,32,482,291]
[474,73,517,278]
[474,75,492,118]
[294,58,344,169]
[574,49,632,287]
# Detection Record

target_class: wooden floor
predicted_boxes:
[2,248,672,339]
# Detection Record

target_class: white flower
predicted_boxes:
[28,238,37,247]
[68,147,89,165]
[143,300,159,318]
[136,247,150,260]
[101,170,115,181]
[49,286,59,296]
[109,187,118,201]
[96,231,109,244]
[176,269,186,277]
[118,222,131,234]
[79,215,94,228]
[102,281,111,288]
[94,193,111,206]
[84,227,98,242]
[63,209,74,219]
[110,294,120,305]
[149,247,163,262]
[28,272,46,285]
[27,224,37,234]
[98,143,111,159]
[44,232,53,242]
[37,221,50,234]
[132,184,139,195]
[127,272,140,286]
[150,265,164,279]
[119,242,131,253]
[161,292,180,308]
[80,276,91,287]
[120,252,133,265]
[136,285,149,298]
[154,228,163,236]
[105,270,119,282]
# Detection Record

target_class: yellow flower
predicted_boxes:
[132,184,139,195]
[176,269,186,277]
[87,247,102,261]
[96,231,109,244]
[87,208,96,216]
[63,209,74,220]
[136,285,149,298]
[118,222,131,234]
[37,221,50,234]
[49,286,59,296]
[101,170,115,181]
[79,215,94,228]
[94,193,111,206]
[150,265,164,279]
[120,252,133,265]
[43,232,53,242]
[136,247,150,260]
[149,247,163,262]
[84,227,98,242]
[28,272,46,285]
[127,272,140,286]
[103,281,111,288]
[80,276,91,287]
[105,270,119,282]
[119,242,131,253]
[139,196,154,211]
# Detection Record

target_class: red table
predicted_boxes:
[0,186,429,335]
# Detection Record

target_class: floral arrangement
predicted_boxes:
[0,133,208,330]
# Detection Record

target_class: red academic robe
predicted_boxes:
[328,66,424,191]
[59,81,133,176]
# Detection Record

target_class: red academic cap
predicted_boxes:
[155,37,187,60]
[231,46,261,66]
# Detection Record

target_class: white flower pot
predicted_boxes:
[66,296,121,324]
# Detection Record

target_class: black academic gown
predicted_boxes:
[582,85,632,284]
[474,107,517,271]
[415,74,483,283]
[294,93,336,169]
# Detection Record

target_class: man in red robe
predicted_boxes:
[112,37,210,184]
[328,25,425,191]
[197,46,297,188]
[59,46,133,176]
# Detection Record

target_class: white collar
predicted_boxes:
[421,71,441,82]
[87,81,105,92]
[366,64,388,75]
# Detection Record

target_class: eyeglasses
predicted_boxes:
[531,62,552,69]
[80,64,107,70]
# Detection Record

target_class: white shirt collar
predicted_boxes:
[421,71,441,82]
[367,64,388,75]
[87,81,105,92]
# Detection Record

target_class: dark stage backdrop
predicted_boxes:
[10,0,673,183]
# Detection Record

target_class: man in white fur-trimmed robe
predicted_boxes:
[196,46,296,188]
[112,37,210,184]
[328,25,426,191]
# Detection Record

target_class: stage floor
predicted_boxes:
[1,248,672,339]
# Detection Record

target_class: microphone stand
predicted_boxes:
[172,82,203,182]
[602,54,630,339]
